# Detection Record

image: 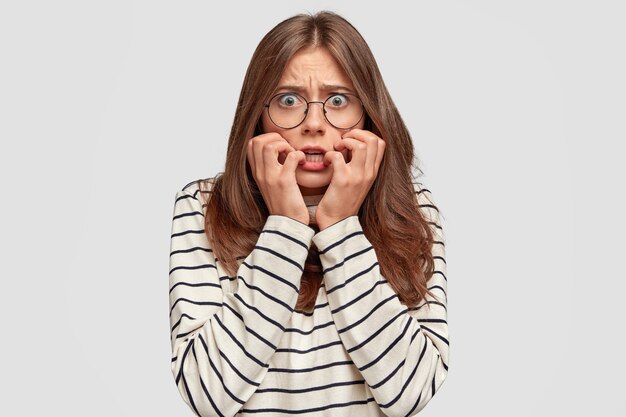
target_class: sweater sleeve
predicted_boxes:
[311,183,449,417]
[169,186,315,417]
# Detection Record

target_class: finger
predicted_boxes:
[374,137,386,176]
[323,150,348,179]
[339,131,379,177]
[262,139,296,170]
[334,137,368,170]
[282,150,306,175]
[360,133,380,178]
[247,138,257,177]
[265,133,294,164]
[339,128,368,142]
[250,135,286,179]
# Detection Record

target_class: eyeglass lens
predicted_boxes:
[268,93,363,129]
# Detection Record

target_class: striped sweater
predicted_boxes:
[169,177,449,417]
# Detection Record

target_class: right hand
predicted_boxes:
[247,133,310,225]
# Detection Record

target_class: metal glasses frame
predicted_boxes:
[263,92,365,129]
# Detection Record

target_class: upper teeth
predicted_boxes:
[305,151,322,154]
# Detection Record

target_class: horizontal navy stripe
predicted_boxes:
[169,279,220,294]
[255,379,365,394]
[268,359,355,373]
[173,210,203,221]
[169,297,221,317]
[241,260,300,294]
[232,292,289,330]
[169,178,449,416]
[236,274,294,313]
[275,339,342,355]
[333,245,376,270]
[337,293,397,334]
[331,280,388,315]
[170,228,204,238]
[262,228,309,250]
[170,246,212,256]
[317,230,363,255]
[360,318,412,371]
[249,245,306,273]
[326,261,378,294]
[239,396,377,415]
[284,319,334,335]
[171,312,195,333]
[348,308,408,354]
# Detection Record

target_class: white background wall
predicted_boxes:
[1,0,623,415]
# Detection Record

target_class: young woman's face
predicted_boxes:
[260,46,366,196]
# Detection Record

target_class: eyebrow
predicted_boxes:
[275,84,355,94]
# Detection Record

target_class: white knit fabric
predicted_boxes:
[168,177,449,417]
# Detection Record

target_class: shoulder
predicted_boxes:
[179,176,218,206]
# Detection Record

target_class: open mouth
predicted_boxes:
[304,152,324,162]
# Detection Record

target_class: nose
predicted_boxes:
[301,101,327,133]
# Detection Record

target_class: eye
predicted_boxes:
[326,94,348,108]
[277,93,303,107]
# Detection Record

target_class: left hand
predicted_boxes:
[316,129,386,230]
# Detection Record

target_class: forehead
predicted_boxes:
[278,47,354,89]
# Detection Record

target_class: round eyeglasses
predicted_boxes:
[263,92,365,129]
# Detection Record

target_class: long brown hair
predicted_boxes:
[200,10,439,313]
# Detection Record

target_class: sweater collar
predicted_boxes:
[302,193,324,205]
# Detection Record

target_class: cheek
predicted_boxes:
[260,113,272,134]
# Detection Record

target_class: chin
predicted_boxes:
[296,171,331,194]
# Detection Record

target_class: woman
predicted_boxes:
[169,10,449,417]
